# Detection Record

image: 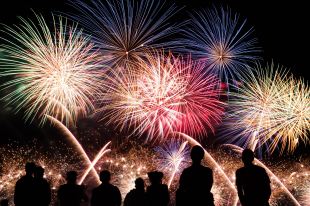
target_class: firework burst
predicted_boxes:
[223,64,310,154]
[70,0,181,67]
[0,14,103,125]
[271,77,310,153]
[155,140,190,188]
[183,7,259,84]
[100,53,224,141]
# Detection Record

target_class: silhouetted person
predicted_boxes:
[236,149,271,206]
[91,170,121,206]
[146,171,169,206]
[57,171,88,206]
[0,199,8,206]
[124,178,147,206]
[14,162,36,206]
[176,145,214,206]
[33,166,51,206]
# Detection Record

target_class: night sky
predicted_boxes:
[0,0,309,154]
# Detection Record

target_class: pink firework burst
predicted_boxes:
[100,53,225,142]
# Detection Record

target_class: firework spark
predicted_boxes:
[223,64,309,154]
[47,115,101,185]
[70,0,181,67]
[100,53,224,141]
[99,142,155,198]
[183,7,259,84]
[269,77,310,153]
[155,140,190,188]
[0,142,80,205]
[78,141,111,185]
[300,177,310,206]
[1,139,309,206]
[0,14,103,125]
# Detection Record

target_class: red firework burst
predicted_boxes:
[100,53,225,142]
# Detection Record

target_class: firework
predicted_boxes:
[1,139,309,206]
[223,64,309,154]
[47,115,101,185]
[0,142,80,205]
[155,140,190,188]
[300,175,310,206]
[99,142,156,198]
[78,141,111,184]
[269,77,310,153]
[100,53,224,141]
[69,0,181,67]
[183,7,259,84]
[0,14,103,126]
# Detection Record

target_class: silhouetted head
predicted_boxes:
[66,171,78,184]
[34,166,44,179]
[190,145,204,164]
[148,171,163,185]
[0,199,9,206]
[25,162,36,176]
[100,170,111,184]
[242,149,255,166]
[135,178,145,190]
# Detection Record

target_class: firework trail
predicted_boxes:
[223,144,301,206]
[254,159,301,206]
[155,140,190,188]
[175,132,239,206]
[223,64,309,154]
[47,115,100,184]
[183,6,259,84]
[100,53,224,141]
[69,0,181,67]
[0,13,103,126]
[79,141,111,184]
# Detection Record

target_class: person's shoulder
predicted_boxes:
[76,184,84,190]
[253,165,268,174]
[256,164,265,170]
[161,184,168,189]
[40,178,49,184]
[58,184,66,192]
[202,165,212,172]
[16,175,28,183]
[111,184,120,191]
[252,164,265,171]
[182,166,191,173]
[182,165,195,174]
[127,188,135,194]
[236,166,245,174]
[126,188,136,197]
[15,177,23,184]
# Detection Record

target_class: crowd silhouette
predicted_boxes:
[6,146,272,206]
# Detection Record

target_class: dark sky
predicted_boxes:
[0,0,309,155]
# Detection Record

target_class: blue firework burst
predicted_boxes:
[183,6,260,84]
